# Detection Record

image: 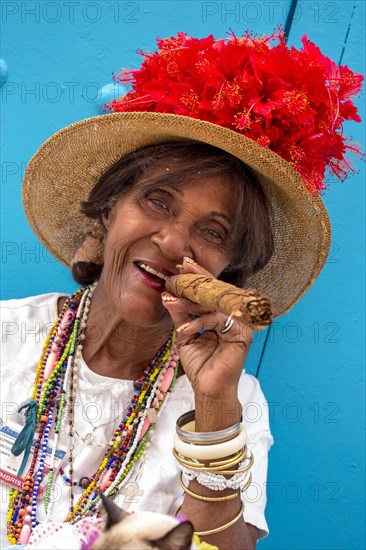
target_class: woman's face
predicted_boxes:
[100,171,234,328]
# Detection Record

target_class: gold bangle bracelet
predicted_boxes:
[173,446,246,468]
[208,448,247,466]
[179,472,239,502]
[173,447,247,471]
[194,502,245,536]
[206,449,247,470]
[240,472,253,493]
[204,454,250,472]
[209,453,254,475]
[173,448,206,469]
[174,447,253,475]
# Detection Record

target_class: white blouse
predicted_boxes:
[0,293,274,547]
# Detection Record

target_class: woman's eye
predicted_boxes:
[203,228,226,242]
[148,198,169,210]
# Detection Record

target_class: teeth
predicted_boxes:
[137,262,167,281]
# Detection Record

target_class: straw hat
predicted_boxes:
[22,31,363,318]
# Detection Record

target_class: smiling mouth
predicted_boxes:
[135,262,168,282]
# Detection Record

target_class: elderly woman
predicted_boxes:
[1,31,362,549]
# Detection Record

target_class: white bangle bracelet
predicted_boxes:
[173,425,247,460]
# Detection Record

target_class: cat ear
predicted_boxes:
[154,521,194,550]
[98,492,130,530]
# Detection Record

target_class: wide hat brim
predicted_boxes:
[22,112,331,318]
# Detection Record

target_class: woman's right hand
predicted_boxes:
[162,257,253,404]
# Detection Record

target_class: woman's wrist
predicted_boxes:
[194,394,242,432]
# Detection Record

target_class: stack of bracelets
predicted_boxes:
[173,410,253,536]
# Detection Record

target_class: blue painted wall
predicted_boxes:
[1,1,365,548]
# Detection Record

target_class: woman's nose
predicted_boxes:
[150,220,194,263]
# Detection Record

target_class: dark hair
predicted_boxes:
[73,141,274,287]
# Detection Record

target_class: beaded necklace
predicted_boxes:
[7,284,179,545]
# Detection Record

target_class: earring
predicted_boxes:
[71,226,105,266]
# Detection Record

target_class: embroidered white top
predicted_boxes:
[0,292,274,547]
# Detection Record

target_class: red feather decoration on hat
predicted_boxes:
[107,30,364,194]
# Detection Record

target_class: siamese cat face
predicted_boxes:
[91,493,197,550]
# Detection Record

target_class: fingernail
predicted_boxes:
[176,322,191,333]
[183,257,197,266]
[161,292,178,302]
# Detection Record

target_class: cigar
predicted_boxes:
[165,273,272,330]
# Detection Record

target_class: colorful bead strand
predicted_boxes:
[7,283,181,544]
[7,288,86,543]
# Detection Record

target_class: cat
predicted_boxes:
[90,492,203,550]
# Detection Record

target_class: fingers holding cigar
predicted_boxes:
[175,311,253,344]
[161,258,214,329]
[164,257,273,331]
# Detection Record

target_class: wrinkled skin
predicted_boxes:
[83,173,252,401]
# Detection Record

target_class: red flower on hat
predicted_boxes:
[107,30,364,194]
